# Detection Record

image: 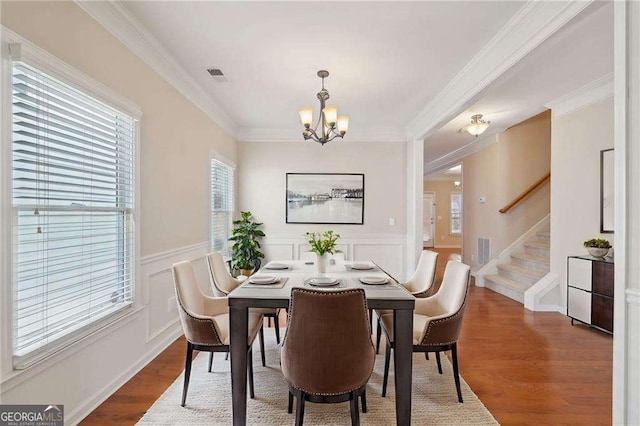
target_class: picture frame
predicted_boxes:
[600,148,614,233]
[286,173,365,224]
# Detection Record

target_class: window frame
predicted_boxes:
[209,154,235,258]
[449,191,463,236]
[1,28,142,371]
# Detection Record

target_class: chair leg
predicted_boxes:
[382,340,391,397]
[208,352,214,372]
[288,391,294,414]
[368,309,373,331]
[259,326,266,367]
[225,352,229,361]
[274,313,281,344]
[181,342,194,407]
[295,391,306,426]
[452,343,463,403]
[375,318,382,354]
[425,352,429,360]
[435,351,443,374]
[350,391,360,425]
[247,348,255,399]
[360,388,367,413]
[268,316,272,327]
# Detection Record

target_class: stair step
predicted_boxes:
[497,263,547,285]
[510,252,550,272]
[484,274,529,303]
[524,241,550,258]
[537,231,550,244]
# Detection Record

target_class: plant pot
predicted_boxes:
[238,268,254,278]
[316,253,329,274]
[586,247,610,258]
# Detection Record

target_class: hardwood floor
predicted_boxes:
[81,250,612,425]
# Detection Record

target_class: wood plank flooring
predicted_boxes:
[81,249,612,425]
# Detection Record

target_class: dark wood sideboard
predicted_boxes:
[567,255,614,334]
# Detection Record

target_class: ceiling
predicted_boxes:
[121,1,525,141]
[423,1,613,166]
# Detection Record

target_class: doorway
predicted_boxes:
[423,192,435,248]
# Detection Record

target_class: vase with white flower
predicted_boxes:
[305,230,340,273]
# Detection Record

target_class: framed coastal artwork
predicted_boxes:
[286,173,364,224]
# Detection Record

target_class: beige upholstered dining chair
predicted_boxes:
[206,252,282,352]
[375,250,438,353]
[281,288,375,426]
[172,260,265,406]
[378,260,471,403]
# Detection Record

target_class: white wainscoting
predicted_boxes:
[261,234,407,280]
[140,241,213,342]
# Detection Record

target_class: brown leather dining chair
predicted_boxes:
[378,260,471,403]
[172,260,265,406]
[207,252,281,365]
[281,288,375,426]
[375,249,438,353]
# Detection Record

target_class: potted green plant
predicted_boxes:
[229,211,265,276]
[583,238,612,258]
[306,230,340,273]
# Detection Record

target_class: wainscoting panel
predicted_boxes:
[141,242,210,342]
[261,243,296,262]
[353,243,404,280]
[261,235,406,281]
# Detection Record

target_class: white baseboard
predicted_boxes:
[67,322,183,425]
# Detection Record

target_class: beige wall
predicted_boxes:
[463,110,551,270]
[1,1,238,257]
[1,2,236,421]
[238,142,407,236]
[550,98,614,308]
[424,179,462,247]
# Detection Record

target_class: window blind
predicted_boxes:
[211,159,234,256]
[11,62,136,360]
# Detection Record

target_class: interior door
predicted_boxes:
[423,193,435,247]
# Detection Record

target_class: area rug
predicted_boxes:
[138,333,497,425]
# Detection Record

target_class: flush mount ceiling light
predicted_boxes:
[298,70,349,145]
[462,114,490,137]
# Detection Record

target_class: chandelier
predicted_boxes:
[298,70,349,145]
[462,114,490,137]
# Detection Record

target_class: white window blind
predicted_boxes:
[11,61,136,361]
[210,159,234,256]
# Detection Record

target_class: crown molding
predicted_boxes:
[75,1,238,138]
[237,126,406,143]
[406,0,593,142]
[544,72,614,118]
[424,128,506,176]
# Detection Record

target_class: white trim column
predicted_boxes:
[406,138,424,277]
[613,1,640,423]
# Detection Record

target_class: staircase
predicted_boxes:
[484,231,550,303]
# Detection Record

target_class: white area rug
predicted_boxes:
[138,332,497,425]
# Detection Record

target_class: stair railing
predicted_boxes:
[499,172,551,214]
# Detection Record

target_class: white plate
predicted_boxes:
[265,263,289,270]
[249,275,278,285]
[351,263,373,270]
[308,277,339,287]
[359,276,388,285]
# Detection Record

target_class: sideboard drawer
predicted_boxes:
[568,287,591,324]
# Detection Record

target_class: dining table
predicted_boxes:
[228,259,416,425]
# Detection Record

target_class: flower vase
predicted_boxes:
[316,253,329,274]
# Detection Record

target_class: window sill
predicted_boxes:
[1,305,145,392]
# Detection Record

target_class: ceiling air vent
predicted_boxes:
[207,68,229,83]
